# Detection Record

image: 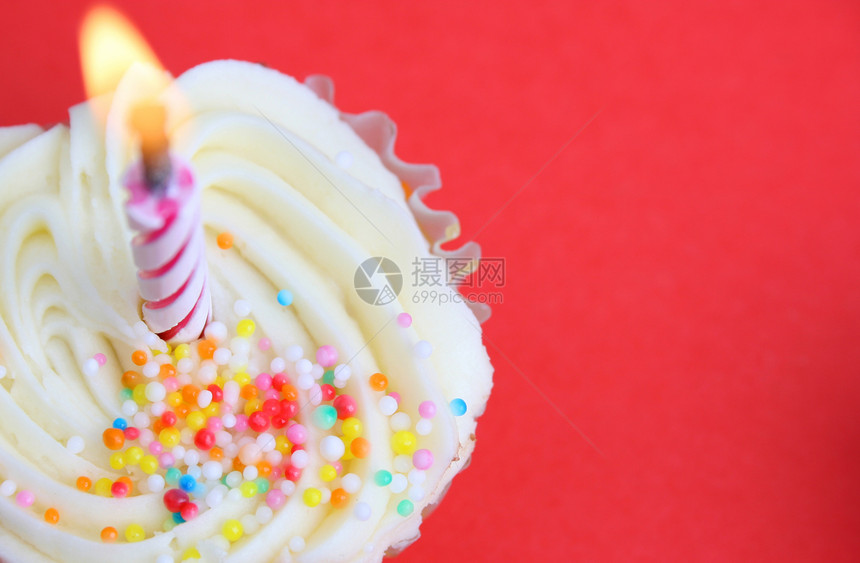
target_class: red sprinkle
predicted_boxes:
[320,384,336,402]
[271,373,289,391]
[194,429,216,450]
[123,427,140,440]
[179,501,199,521]
[333,394,358,419]
[163,488,189,512]
[207,384,224,403]
[161,411,177,427]
[248,411,270,433]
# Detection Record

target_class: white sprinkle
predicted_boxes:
[257,433,276,452]
[354,502,371,521]
[243,465,259,481]
[133,412,151,428]
[155,353,172,365]
[265,450,283,466]
[390,474,408,494]
[0,480,15,496]
[393,454,412,474]
[409,485,426,502]
[297,373,314,390]
[284,345,303,362]
[206,487,225,508]
[364,544,374,554]
[333,364,352,381]
[230,337,251,357]
[82,358,99,377]
[408,469,426,485]
[311,363,324,380]
[333,378,347,389]
[289,536,306,553]
[150,401,166,417]
[144,331,160,348]
[413,340,433,359]
[145,381,166,402]
[291,450,309,469]
[416,419,433,436]
[256,505,273,524]
[223,381,241,405]
[66,436,85,454]
[319,487,331,504]
[184,449,200,466]
[147,474,165,493]
[233,299,252,317]
[209,535,231,554]
[320,436,346,462]
[177,357,194,374]
[378,396,398,416]
[296,359,312,374]
[335,150,353,168]
[280,480,296,496]
[341,473,361,494]
[142,362,159,378]
[172,445,186,460]
[197,390,213,409]
[216,431,233,448]
[202,461,223,481]
[225,471,242,488]
[240,513,260,535]
[121,400,139,417]
[204,321,228,343]
[227,488,243,502]
[180,428,193,444]
[213,348,232,366]
[390,412,412,431]
[222,413,237,429]
[270,357,286,373]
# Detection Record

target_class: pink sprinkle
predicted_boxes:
[158,453,175,468]
[149,442,163,455]
[177,166,193,188]
[264,388,280,401]
[234,414,249,432]
[316,345,338,367]
[207,417,223,432]
[418,401,437,419]
[220,403,234,415]
[123,427,140,441]
[332,461,343,474]
[412,449,434,470]
[138,429,155,447]
[266,489,286,509]
[15,490,34,507]
[397,313,412,328]
[258,338,271,351]
[389,392,401,404]
[94,353,107,366]
[163,377,180,393]
[255,373,272,391]
[286,424,307,445]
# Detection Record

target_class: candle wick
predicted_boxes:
[130,101,172,195]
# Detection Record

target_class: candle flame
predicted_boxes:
[79,5,164,99]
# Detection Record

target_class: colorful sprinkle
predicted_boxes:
[375,470,392,487]
[450,398,467,416]
[276,290,293,306]
[396,312,412,327]
[100,527,118,542]
[216,232,234,250]
[397,499,414,516]
[44,507,59,524]
[15,490,34,507]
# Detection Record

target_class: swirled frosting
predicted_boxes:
[0,61,493,562]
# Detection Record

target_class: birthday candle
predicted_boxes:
[124,102,211,342]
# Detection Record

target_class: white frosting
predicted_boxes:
[0,61,493,562]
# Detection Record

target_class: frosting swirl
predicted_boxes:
[0,61,493,562]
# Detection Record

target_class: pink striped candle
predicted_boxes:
[124,103,211,342]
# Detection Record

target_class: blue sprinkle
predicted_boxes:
[178,475,197,492]
[193,482,207,496]
[277,289,293,306]
[112,418,128,430]
[450,398,467,417]
[172,511,185,524]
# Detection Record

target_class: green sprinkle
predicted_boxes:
[374,470,392,487]
[397,499,414,516]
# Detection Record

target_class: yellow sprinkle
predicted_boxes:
[174,343,190,360]
[182,547,201,560]
[94,477,113,497]
[166,391,183,408]
[125,523,145,542]
[132,384,147,405]
[244,398,262,416]
[109,452,126,470]
[391,431,417,456]
[223,519,243,542]
[140,455,159,475]
[320,465,337,482]
[275,435,290,453]
[236,319,256,338]
[303,487,322,507]
[123,446,144,466]
[341,417,362,438]
[159,427,181,449]
[341,438,355,461]
[233,371,251,387]
[186,411,206,431]
[240,481,258,498]
[203,402,220,418]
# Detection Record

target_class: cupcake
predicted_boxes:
[0,60,493,562]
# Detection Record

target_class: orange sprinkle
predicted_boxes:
[151,419,165,434]
[369,373,388,392]
[121,370,143,389]
[330,488,349,508]
[100,526,118,542]
[182,384,201,404]
[44,507,60,524]
[117,476,133,494]
[102,428,125,450]
[216,232,234,250]
[281,384,298,402]
[76,476,92,491]
[256,461,272,478]
[209,447,223,461]
[175,404,191,419]
[401,180,412,198]
[240,384,258,400]
[131,350,148,366]
[232,458,246,472]
[197,339,216,361]
[350,437,371,458]
[159,364,176,379]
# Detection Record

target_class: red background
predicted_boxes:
[2,1,859,561]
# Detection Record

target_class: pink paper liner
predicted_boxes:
[304,75,491,323]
